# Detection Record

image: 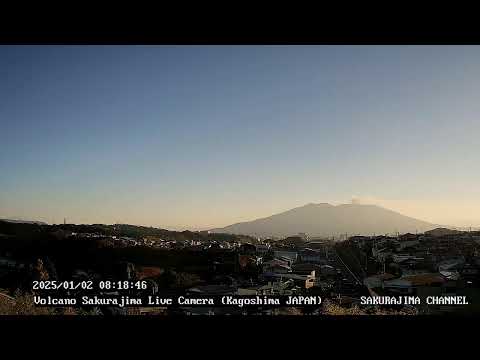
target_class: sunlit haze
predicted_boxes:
[1,46,480,229]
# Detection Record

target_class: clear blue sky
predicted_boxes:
[1,46,479,228]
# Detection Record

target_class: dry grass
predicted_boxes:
[0,290,99,316]
[321,300,417,315]
[0,291,56,315]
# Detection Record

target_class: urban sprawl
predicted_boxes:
[1,221,480,315]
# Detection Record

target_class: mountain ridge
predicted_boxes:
[211,203,439,238]
[0,218,47,225]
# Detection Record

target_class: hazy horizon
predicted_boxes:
[1,200,476,231]
[1,46,480,229]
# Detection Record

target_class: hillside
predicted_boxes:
[0,220,254,244]
[424,227,463,237]
[0,219,47,225]
[211,203,438,238]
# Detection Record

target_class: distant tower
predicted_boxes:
[64,218,66,225]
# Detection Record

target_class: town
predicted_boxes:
[1,220,480,315]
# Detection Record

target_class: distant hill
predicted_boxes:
[0,218,47,225]
[0,220,254,244]
[211,203,438,238]
[424,227,463,237]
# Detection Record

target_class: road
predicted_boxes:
[331,246,362,285]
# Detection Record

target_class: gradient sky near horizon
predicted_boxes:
[1,45,480,229]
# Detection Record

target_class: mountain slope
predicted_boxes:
[0,218,47,225]
[211,203,437,238]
